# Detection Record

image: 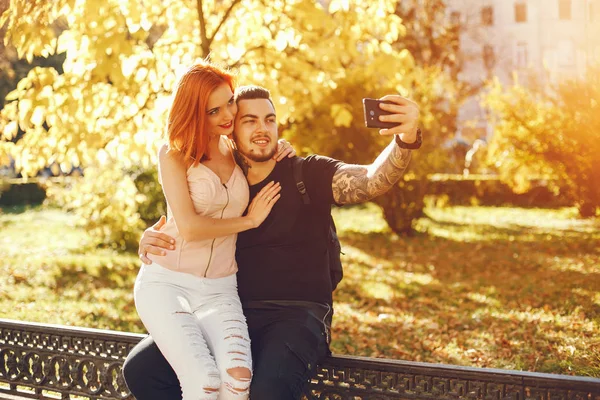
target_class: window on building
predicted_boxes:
[481,6,494,26]
[589,2,594,22]
[515,42,528,68]
[559,0,572,20]
[515,2,527,23]
[451,11,461,25]
[483,44,496,70]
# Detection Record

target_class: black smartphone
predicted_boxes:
[363,98,398,129]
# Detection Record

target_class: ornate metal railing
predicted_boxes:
[1,319,599,400]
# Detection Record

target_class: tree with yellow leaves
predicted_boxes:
[1,0,422,246]
[484,67,600,217]
[287,0,471,234]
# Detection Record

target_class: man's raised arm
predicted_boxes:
[332,95,421,205]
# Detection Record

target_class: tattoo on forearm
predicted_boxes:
[332,140,412,204]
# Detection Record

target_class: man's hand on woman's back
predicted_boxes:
[138,215,177,264]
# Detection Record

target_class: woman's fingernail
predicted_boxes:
[170,245,174,249]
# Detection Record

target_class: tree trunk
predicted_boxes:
[578,201,598,218]
[196,0,211,58]
[373,179,428,235]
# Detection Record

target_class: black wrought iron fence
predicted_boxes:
[1,319,599,400]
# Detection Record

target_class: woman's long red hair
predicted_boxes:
[167,62,235,167]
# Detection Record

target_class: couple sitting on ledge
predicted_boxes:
[124,61,422,400]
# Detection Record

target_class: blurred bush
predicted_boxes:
[132,166,167,226]
[485,66,600,217]
[426,175,573,208]
[47,167,144,250]
[41,166,165,249]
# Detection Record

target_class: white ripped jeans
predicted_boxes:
[134,263,252,400]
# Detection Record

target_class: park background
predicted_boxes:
[0,0,598,378]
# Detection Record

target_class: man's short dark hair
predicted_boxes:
[234,85,274,108]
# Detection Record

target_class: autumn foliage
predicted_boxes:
[0,0,598,242]
[484,67,600,218]
[0,0,444,246]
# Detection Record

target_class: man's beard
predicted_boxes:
[236,142,277,163]
[243,147,277,162]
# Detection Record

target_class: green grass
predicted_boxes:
[0,205,141,331]
[1,203,599,376]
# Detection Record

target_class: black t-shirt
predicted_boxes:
[236,155,342,306]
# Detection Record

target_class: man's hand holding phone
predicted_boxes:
[363,95,420,144]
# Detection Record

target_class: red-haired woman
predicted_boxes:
[133,62,291,400]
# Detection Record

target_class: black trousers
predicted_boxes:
[123,303,330,400]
